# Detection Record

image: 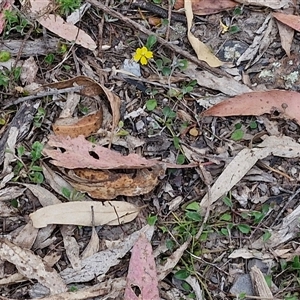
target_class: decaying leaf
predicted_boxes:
[43,135,157,169]
[44,76,120,129]
[0,240,67,294]
[124,233,159,300]
[29,201,140,228]
[60,225,154,284]
[52,110,103,137]
[200,135,300,208]
[184,0,223,68]
[174,0,236,16]
[201,90,300,125]
[64,166,164,199]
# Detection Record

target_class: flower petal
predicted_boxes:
[145,51,153,59]
[140,56,148,65]
[133,52,141,62]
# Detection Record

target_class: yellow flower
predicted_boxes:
[133,46,153,65]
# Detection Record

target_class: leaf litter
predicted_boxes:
[1,0,300,299]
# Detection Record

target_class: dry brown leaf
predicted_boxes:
[174,0,236,15]
[64,166,164,199]
[53,110,103,137]
[11,221,38,249]
[275,16,294,57]
[28,0,97,50]
[29,201,140,228]
[44,76,120,129]
[44,135,157,169]
[184,0,223,68]
[201,90,300,125]
[273,12,300,32]
[0,240,67,294]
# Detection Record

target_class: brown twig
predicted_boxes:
[3,86,84,109]
[87,0,229,78]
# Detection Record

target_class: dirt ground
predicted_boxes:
[0,0,300,299]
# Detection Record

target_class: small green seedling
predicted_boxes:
[34,107,46,128]
[56,0,82,16]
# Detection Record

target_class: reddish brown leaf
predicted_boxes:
[201,90,300,125]
[124,233,159,300]
[64,166,164,199]
[53,110,103,138]
[174,0,236,15]
[43,135,158,169]
[273,12,300,32]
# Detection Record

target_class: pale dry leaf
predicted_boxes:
[0,186,26,201]
[200,135,300,208]
[44,135,157,169]
[81,226,100,259]
[29,201,140,228]
[183,63,252,96]
[61,225,81,271]
[60,225,154,284]
[58,91,81,118]
[11,221,38,249]
[228,248,273,260]
[201,90,300,125]
[157,239,190,281]
[22,183,61,206]
[124,233,159,300]
[234,0,292,9]
[20,56,38,85]
[250,265,273,298]
[184,0,223,68]
[0,201,19,217]
[2,126,18,174]
[252,204,300,249]
[41,162,76,198]
[0,240,67,294]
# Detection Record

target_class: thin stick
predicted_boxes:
[87,0,229,78]
[3,86,84,109]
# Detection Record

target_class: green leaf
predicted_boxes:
[17,145,25,157]
[264,275,272,287]
[45,53,55,64]
[146,35,157,50]
[221,228,229,236]
[174,269,190,280]
[155,59,163,69]
[166,239,175,250]
[177,59,188,70]
[147,214,157,225]
[163,106,176,119]
[176,154,185,165]
[222,196,233,208]
[237,224,251,234]
[29,171,44,184]
[229,25,240,34]
[185,211,202,221]
[231,128,244,141]
[30,165,43,172]
[146,99,157,111]
[238,292,246,299]
[173,136,180,149]
[162,66,171,76]
[0,51,11,62]
[11,199,19,208]
[62,187,72,199]
[185,202,200,211]
[292,256,300,270]
[249,120,257,129]
[220,213,231,221]
[31,141,44,161]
